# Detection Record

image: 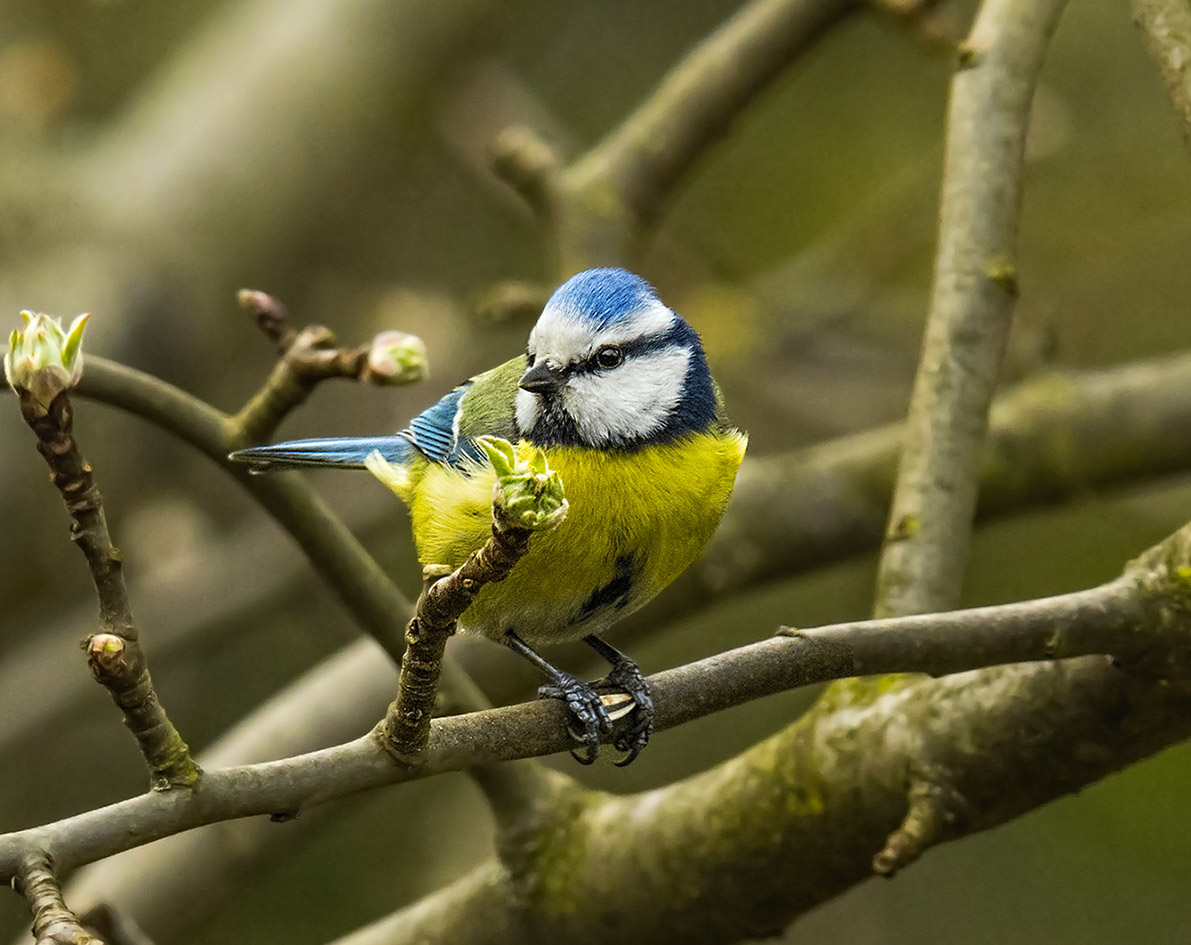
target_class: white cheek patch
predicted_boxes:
[532,299,675,365]
[514,388,540,434]
[564,346,691,445]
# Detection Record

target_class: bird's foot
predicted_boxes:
[537,673,616,765]
[591,658,654,767]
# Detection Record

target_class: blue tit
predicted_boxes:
[231,268,746,764]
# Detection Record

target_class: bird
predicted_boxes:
[230,268,746,764]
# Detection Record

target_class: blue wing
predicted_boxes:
[228,355,524,472]
[402,381,485,467]
[229,381,485,472]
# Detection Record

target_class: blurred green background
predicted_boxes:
[1,0,1189,942]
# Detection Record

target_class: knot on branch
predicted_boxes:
[873,764,969,876]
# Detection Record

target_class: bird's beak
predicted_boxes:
[519,361,567,394]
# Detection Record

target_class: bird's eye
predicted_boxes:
[594,345,623,369]
[526,351,536,367]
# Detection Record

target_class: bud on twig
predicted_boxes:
[362,330,429,385]
[4,311,89,415]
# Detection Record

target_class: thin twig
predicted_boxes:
[381,441,566,763]
[14,851,103,945]
[874,0,1068,618]
[77,357,420,667]
[14,390,198,790]
[231,290,426,443]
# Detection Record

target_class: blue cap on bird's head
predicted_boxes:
[515,268,717,450]
[541,268,662,332]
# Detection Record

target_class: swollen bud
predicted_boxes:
[362,330,429,385]
[4,311,89,414]
[477,436,568,532]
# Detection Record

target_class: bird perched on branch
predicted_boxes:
[231,268,746,764]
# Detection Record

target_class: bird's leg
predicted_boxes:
[585,635,654,767]
[503,630,612,765]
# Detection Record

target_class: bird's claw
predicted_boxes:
[593,659,654,767]
[536,659,654,766]
[537,674,614,765]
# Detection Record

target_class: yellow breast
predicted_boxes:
[403,431,746,644]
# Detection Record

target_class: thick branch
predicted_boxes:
[4,521,1191,884]
[313,582,1191,944]
[874,0,1067,617]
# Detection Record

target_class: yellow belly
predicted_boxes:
[404,432,746,644]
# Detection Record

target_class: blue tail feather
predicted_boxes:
[228,436,413,472]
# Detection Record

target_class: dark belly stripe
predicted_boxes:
[575,554,636,621]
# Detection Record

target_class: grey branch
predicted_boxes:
[874,0,1068,618]
[3,521,1191,887]
[324,533,1191,945]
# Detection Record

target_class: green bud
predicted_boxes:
[477,436,568,532]
[4,311,89,413]
[363,330,429,385]
[477,435,518,478]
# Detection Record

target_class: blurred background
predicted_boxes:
[1,0,1189,942]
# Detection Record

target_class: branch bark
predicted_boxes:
[874,0,1068,618]
[327,534,1191,945]
[1131,0,1191,151]
[493,0,862,273]
[4,520,1191,889]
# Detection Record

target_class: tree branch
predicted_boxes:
[1130,0,1191,151]
[12,388,198,790]
[308,534,1191,945]
[4,520,1191,888]
[14,851,103,945]
[230,290,427,443]
[874,0,1068,617]
[494,0,862,272]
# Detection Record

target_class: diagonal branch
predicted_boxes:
[312,537,1191,945]
[493,0,865,273]
[1130,0,1191,151]
[14,850,104,945]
